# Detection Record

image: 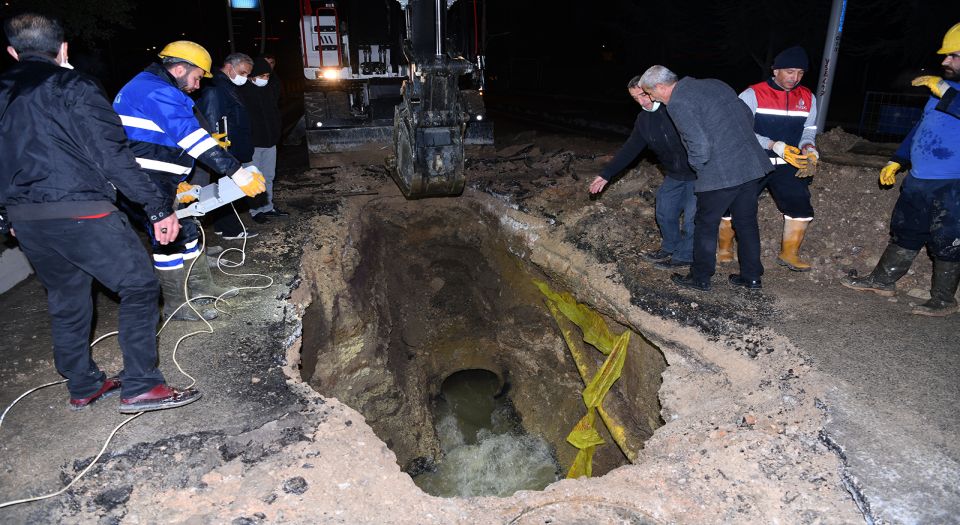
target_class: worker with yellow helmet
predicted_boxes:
[842,22,960,316]
[113,41,266,322]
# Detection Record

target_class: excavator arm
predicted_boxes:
[392,0,483,198]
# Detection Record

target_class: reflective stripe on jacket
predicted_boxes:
[114,63,240,181]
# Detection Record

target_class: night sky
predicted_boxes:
[1,0,958,129]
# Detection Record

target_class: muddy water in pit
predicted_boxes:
[413,369,559,497]
[300,200,665,496]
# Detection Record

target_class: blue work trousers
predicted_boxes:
[760,164,814,219]
[890,174,960,261]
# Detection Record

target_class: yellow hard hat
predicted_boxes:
[158,40,213,78]
[937,22,960,54]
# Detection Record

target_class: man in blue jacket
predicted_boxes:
[640,65,774,291]
[590,75,695,270]
[842,22,960,317]
[114,42,265,321]
[0,13,199,412]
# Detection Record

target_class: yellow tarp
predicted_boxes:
[534,281,617,355]
[536,280,631,478]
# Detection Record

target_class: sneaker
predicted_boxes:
[119,384,202,414]
[654,259,692,270]
[217,230,258,240]
[728,274,762,289]
[262,208,289,218]
[641,249,672,262]
[251,213,270,224]
[671,272,711,291]
[70,376,121,410]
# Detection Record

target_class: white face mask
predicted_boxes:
[252,78,268,87]
[641,101,661,112]
[230,74,248,86]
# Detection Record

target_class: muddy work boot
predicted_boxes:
[717,218,735,263]
[841,243,918,297]
[186,252,239,304]
[156,266,218,321]
[777,217,812,272]
[912,259,960,317]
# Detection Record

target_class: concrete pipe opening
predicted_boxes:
[299,199,667,497]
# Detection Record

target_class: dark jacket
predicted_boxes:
[197,71,254,163]
[239,78,281,148]
[665,77,773,192]
[600,105,695,182]
[114,63,242,190]
[0,55,173,223]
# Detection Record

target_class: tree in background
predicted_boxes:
[1,0,134,46]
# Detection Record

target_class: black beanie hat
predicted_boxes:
[772,46,809,70]
[250,57,271,77]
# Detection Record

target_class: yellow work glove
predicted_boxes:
[796,146,819,178]
[230,166,266,197]
[176,181,199,203]
[911,75,950,98]
[771,141,809,169]
[879,161,901,186]
[211,132,231,149]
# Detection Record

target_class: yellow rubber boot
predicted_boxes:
[777,217,812,272]
[717,218,735,263]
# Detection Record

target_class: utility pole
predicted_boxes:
[260,1,267,54]
[815,0,847,132]
[226,0,236,53]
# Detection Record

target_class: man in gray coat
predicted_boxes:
[640,65,773,290]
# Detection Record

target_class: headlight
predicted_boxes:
[476,114,484,121]
[321,68,339,80]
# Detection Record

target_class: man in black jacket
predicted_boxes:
[197,53,257,239]
[0,13,200,413]
[641,65,774,291]
[590,75,695,270]
[240,56,286,223]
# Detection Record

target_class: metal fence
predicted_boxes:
[858,91,928,143]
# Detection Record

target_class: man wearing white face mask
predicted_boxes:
[240,57,285,223]
[589,74,697,270]
[197,53,257,239]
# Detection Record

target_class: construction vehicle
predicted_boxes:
[298,0,492,198]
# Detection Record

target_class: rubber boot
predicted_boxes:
[840,243,918,297]
[912,259,960,317]
[186,252,239,304]
[156,267,218,321]
[777,217,812,272]
[717,218,735,263]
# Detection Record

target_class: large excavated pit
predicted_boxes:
[299,198,667,496]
